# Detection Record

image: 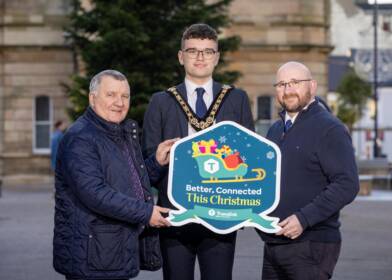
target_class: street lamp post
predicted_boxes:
[373,0,379,158]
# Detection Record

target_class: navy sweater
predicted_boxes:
[259,100,359,243]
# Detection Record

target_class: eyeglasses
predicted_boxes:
[182,48,218,60]
[273,79,312,90]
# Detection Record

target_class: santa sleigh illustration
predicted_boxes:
[192,139,266,184]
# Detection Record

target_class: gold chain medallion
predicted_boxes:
[167,85,233,131]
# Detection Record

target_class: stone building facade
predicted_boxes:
[225,0,332,135]
[0,0,73,183]
[0,0,331,183]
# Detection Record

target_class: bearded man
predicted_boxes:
[257,61,359,280]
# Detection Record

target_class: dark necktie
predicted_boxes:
[284,119,293,133]
[195,87,207,118]
[123,142,144,200]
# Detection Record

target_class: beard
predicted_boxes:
[279,90,312,113]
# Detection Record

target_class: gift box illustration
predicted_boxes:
[167,121,281,234]
[192,139,265,183]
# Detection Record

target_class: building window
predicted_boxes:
[33,96,52,154]
[255,95,273,136]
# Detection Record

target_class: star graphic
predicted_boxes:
[266,151,275,160]
[219,136,227,143]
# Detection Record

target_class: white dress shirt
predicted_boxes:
[185,78,214,135]
[284,113,298,125]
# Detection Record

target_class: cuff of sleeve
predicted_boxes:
[151,154,168,173]
[143,202,154,226]
[295,211,309,230]
[152,154,163,168]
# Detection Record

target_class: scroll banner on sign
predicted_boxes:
[167,121,281,234]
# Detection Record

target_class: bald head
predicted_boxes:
[276,61,312,83]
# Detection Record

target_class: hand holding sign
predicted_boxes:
[149,206,171,228]
[155,138,180,166]
[276,214,303,239]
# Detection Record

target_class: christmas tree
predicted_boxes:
[65,0,240,123]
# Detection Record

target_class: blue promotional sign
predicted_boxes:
[168,121,281,234]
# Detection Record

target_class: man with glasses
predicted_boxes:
[257,61,359,280]
[142,23,254,280]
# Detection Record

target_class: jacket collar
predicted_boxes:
[278,98,320,123]
[212,81,222,98]
[176,82,188,101]
[84,107,136,137]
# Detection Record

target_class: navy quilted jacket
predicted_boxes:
[53,107,163,279]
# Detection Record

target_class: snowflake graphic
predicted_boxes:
[236,132,241,136]
[219,136,227,143]
[266,151,275,160]
[246,143,252,148]
[233,139,237,143]
[241,156,247,162]
[187,150,192,154]
[175,157,178,161]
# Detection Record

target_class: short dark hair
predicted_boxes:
[181,23,218,49]
[54,120,63,129]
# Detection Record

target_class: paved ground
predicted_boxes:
[0,184,391,280]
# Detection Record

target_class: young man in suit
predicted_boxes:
[142,24,254,280]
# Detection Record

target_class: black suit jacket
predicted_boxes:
[142,81,255,208]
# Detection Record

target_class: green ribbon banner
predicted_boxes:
[171,205,276,230]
